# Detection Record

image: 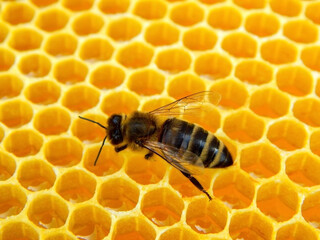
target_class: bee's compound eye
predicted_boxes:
[109,114,122,126]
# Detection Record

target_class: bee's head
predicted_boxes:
[107,114,123,145]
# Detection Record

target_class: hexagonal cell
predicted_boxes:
[229,211,273,240]
[207,6,241,31]
[108,17,142,41]
[276,222,318,240]
[245,13,280,37]
[155,49,191,73]
[284,20,318,44]
[170,2,204,26]
[54,58,88,84]
[0,22,9,43]
[56,169,96,203]
[133,0,167,20]
[0,48,15,71]
[68,205,111,240]
[72,13,103,36]
[111,217,156,240]
[159,228,199,240]
[30,0,58,7]
[270,0,302,17]
[301,46,320,72]
[98,0,130,14]
[18,53,51,77]
[0,99,33,128]
[261,39,297,64]
[305,2,320,25]
[27,193,68,229]
[44,232,75,240]
[200,0,225,3]
[186,198,228,234]
[210,79,248,109]
[276,66,313,96]
[9,28,42,51]
[0,184,26,218]
[44,137,82,167]
[62,0,93,11]
[2,2,35,25]
[223,110,264,143]
[213,169,255,209]
[128,69,165,96]
[0,125,3,143]
[36,8,69,32]
[101,91,139,115]
[125,153,167,185]
[98,177,139,211]
[84,145,124,176]
[222,32,257,58]
[267,119,307,151]
[141,97,172,113]
[4,129,43,157]
[0,151,16,181]
[183,27,217,51]
[316,79,320,98]
[117,42,154,69]
[310,131,320,157]
[0,74,23,99]
[90,65,125,90]
[194,53,232,80]
[145,21,179,46]
[302,191,320,230]
[293,98,320,127]
[0,222,39,240]
[80,38,114,61]
[24,80,61,105]
[233,0,266,9]
[45,33,77,56]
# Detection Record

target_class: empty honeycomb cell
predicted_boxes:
[229,211,273,240]
[0,22,9,42]
[72,13,103,36]
[17,159,55,191]
[45,33,77,56]
[9,28,43,51]
[44,137,82,167]
[112,216,156,240]
[2,2,35,25]
[84,145,124,176]
[27,193,68,229]
[4,129,43,157]
[156,49,191,73]
[0,99,33,128]
[305,2,320,25]
[207,6,242,31]
[316,79,320,97]
[133,0,167,20]
[170,2,204,26]
[276,66,313,96]
[62,0,94,11]
[30,0,58,7]
[34,107,70,135]
[310,131,320,157]
[302,191,320,230]
[223,110,264,143]
[141,188,184,226]
[301,46,320,72]
[98,177,139,211]
[145,21,179,46]
[293,98,320,127]
[186,198,228,234]
[284,20,318,44]
[0,125,3,143]
[261,39,297,65]
[221,32,257,58]
[68,205,111,240]
[98,0,130,14]
[117,42,154,69]
[213,169,255,209]
[24,80,61,105]
[101,91,139,115]
[108,17,142,41]
[249,88,290,118]
[194,53,232,80]
[257,180,299,221]
[245,13,280,37]
[183,27,217,51]
[276,222,318,240]
[19,53,51,77]
[200,0,225,3]
[286,152,320,187]
[44,232,75,240]
[0,47,15,71]
[0,184,26,218]
[159,228,199,240]
[210,79,248,109]
[267,119,307,151]
[90,65,125,90]
[128,69,165,96]
[1,222,39,240]
[0,151,16,181]
[56,169,96,203]
[270,0,302,17]
[240,143,281,178]
[0,74,23,99]
[54,58,88,84]
[233,0,266,9]
[80,38,114,61]
[36,8,69,32]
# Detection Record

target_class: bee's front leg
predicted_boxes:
[144,152,153,160]
[115,144,128,152]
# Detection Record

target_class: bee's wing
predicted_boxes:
[148,91,221,116]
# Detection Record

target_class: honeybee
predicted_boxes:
[79,91,233,200]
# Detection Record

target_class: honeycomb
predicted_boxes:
[0,0,320,239]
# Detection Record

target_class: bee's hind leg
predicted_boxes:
[144,152,153,160]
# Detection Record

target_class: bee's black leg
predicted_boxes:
[115,144,128,152]
[144,152,153,160]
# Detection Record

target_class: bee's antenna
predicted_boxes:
[78,116,107,130]
[94,135,108,166]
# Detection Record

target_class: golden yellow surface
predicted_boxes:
[0,0,320,239]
